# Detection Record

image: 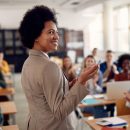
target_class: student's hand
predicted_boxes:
[78,64,99,85]
[112,64,119,74]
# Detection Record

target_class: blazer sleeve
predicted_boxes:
[42,61,89,120]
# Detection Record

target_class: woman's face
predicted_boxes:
[85,57,95,68]
[63,57,72,69]
[34,21,59,52]
[122,59,130,71]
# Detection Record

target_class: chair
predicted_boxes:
[116,98,130,116]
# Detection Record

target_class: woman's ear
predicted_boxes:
[35,39,39,43]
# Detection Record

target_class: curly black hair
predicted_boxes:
[117,54,130,68]
[19,5,57,49]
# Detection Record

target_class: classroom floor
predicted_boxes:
[13,73,92,130]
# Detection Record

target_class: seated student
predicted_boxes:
[100,50,118,117]
[115,54,130,81]
[100,50,118,87]
[81,55,108,118]
[0,71,9,125]
[0,51,10,75]
[62,56,76,82]
[91,48,100,64]
[62,56,81,128]
[62,56,77,90]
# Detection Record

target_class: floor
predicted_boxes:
[13,73,92,130]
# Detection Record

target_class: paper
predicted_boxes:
[102,117,127,126]
[83,94,105,99]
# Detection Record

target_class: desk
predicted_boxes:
[86,115,130,130]
[1,125,19,130]
[0,101,17,115]
[0,88,15,100]
[78,96,116,108]
[0,101,17,124]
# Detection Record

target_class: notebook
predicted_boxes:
[105,81,130,100]
[81,98,102,105]
[97,117,127,127]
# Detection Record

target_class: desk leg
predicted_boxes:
[10,114,16,124]
[10,95,14,101]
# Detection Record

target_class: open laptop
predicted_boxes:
[105,81,130,100]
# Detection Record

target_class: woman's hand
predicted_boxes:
[78,64,99,85]
[69,78,78,89]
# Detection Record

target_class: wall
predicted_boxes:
[0,5,92,30]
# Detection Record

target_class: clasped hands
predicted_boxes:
[69,64,99,88]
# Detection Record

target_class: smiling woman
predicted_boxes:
[19,5,98,130]
[33,21,59,52]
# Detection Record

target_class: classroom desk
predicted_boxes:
[78,95,116,108]
[1,125,19,130]
[0,88,15,96]
[0,88,15,100]
[0,101,17,115]
[86,115,130,130]
[0,101,17,124]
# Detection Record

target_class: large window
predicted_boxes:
[114,6,129,52]
[88,14,103,50]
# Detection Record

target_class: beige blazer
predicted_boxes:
[21,49,88,130]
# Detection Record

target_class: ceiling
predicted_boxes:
[0,0,130,29]
[1,0,130,12]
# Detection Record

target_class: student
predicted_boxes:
[62,56,76,82]
[100,50,118,117]
[19,5,98,130]
[0,51,10,75]
[80,55,108,118]
[100,50,118,84]
[0,69,9,125]
[115,54,130,81]
[91,48,100,63]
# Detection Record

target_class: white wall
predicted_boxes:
[0,5,92,30]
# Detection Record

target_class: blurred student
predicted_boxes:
[92,48,100,63]
[62,56,76,82]
[0,58,9,125]
[115,54,130,81]
[0,51,10,75]
[81,55,108,118]
[100,50,118,117]
[100,50,118,84]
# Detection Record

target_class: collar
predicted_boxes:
[29,49,49,59]
[40,51,49,58]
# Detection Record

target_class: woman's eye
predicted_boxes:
[49,30,59,35]
[49,31,54,34]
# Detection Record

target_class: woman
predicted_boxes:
[82,55,103,94]
[62,56,76,82]
[81,55,108,118]
[19,5,98,130]
[115,54,130,81]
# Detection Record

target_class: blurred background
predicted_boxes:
[0,0,130,72]
[0,0,130,130]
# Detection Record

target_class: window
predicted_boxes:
[114,6,129,52]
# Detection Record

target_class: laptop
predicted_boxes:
[105,81,130,100]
